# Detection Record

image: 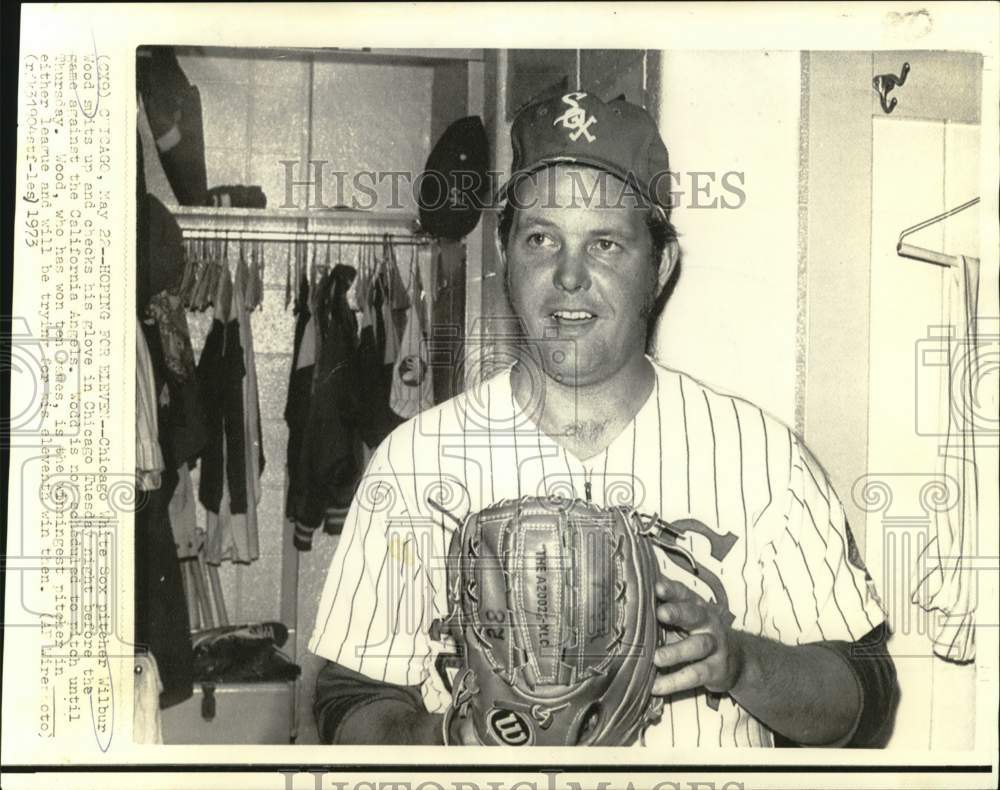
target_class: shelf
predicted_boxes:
[170,206,423,239]
[172,205,420,225]
[173,45,484,66]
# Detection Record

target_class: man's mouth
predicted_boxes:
[550,310,596,323]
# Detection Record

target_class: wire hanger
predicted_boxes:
[897,197,980,268]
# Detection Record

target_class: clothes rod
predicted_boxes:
[181,230,434,245]
[897,242,958,268]
[895,196,980,268]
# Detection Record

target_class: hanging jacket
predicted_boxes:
[135,128,193,710]
[355,265,404,449]
[136,46,208,206]
[285,272,317,540]
[135,468,194,709]
[196,315,248,515]
[145,290,207,468]
[288,265,362,549]
[203,261,265,564]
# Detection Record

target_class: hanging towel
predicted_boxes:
[912,256,986,662]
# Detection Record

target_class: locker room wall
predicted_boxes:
[652,50,802,430]
[175,49,436,213]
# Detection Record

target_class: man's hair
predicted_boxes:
[497,201,677,268]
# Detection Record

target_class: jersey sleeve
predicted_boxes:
[307,428,440,688]
[758,434,886,645]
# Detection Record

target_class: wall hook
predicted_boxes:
[873,62,910,114]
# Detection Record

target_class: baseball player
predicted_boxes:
[309,90,898,746]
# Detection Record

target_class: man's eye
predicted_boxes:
[593,239,621,253]
[525,233,552,249]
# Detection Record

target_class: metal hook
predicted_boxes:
[873,62,910,114]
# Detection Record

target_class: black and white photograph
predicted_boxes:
[4,3,999,789]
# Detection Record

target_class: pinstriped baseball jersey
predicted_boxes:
[308,357,886,747]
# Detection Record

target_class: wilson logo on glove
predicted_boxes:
[487,709,532,746]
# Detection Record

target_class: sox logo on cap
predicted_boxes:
[554,92,597,143]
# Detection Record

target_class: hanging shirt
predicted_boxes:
[136,318,165,492]
[198,263,264,565]
[355,266,404,449]
[390,256,434,419]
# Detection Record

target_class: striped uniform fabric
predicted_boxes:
[309,357,886,748]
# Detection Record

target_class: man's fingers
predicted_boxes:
[651,662,709,697]
[458,716,478,746]
[656,600,706,629]
[654,632,717,669]
[655,577,694,602]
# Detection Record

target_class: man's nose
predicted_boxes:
[553,248,591,292]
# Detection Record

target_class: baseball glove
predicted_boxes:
[430,495,693,746]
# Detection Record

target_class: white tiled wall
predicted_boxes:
[652,50,801,427]
[176,50,433,213]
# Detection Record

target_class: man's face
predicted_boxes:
[502,165,661,387]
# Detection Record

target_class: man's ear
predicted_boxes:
[656,239,680,290]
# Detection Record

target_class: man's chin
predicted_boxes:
[514,333,623,387]
[539,357,605,388]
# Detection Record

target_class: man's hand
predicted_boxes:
[651,577,870,746]
[451,714,479,745]
[652,578,745,697]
